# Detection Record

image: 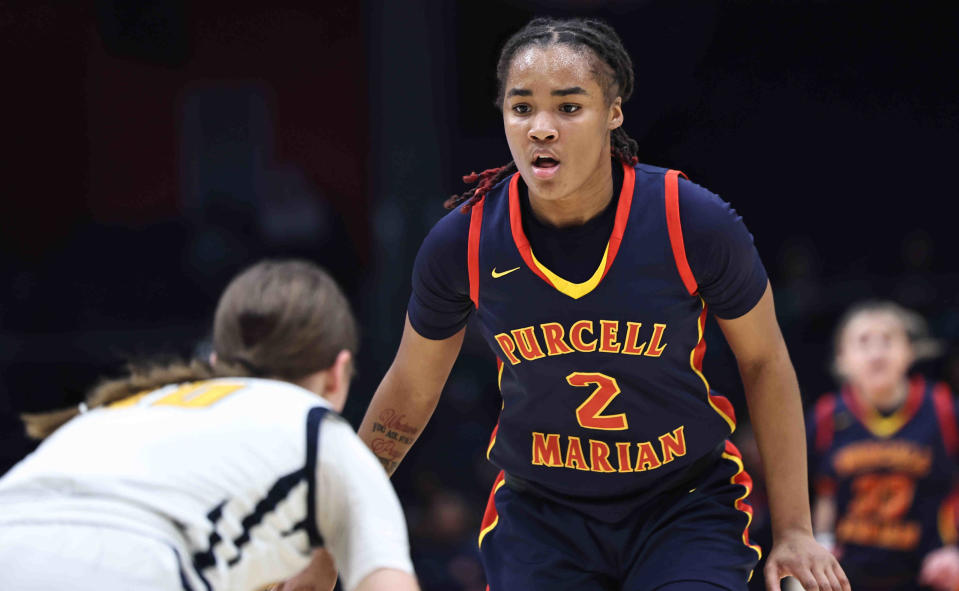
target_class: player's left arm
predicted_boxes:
[717,283,850,591]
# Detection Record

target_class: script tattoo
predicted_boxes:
[370,437,403,475]
[370,408,418,475]
[371,409,418,446]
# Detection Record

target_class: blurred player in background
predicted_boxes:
[359,16,846,591]
[0,260,418,591]
[808,301,959,590]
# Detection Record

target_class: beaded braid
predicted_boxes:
[447,17,640,211]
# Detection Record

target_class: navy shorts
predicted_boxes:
[478,441,762,591]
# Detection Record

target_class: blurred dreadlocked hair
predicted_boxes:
[445,17,639,211]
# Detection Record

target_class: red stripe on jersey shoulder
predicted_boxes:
[664,169,697,295]
[814,394,837,453]
[600,162,636,280]
[933,381,959,458]
[467,197,484,309]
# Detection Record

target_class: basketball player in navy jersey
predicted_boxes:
[360,17,847,591]
[809,301,959,590]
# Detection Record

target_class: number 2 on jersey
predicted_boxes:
[568,372,628,430]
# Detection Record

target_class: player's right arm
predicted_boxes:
[360,318,465,474]
[361,208,474,475]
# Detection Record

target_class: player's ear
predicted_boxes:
[322,350,353,413]
[608,96,623,131]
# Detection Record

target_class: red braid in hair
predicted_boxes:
[444,163,517,211]
[446,17,641,212]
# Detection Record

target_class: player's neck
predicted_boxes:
[855,379,909,414]
[527,157,615,229]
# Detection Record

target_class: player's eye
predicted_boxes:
[512,103,531,115]
[559,104,581,114]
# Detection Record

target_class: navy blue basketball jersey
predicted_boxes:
[808,377,959,586]
[451,162,764,521]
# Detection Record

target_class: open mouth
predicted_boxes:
[531,155,560,179]
[532,155,559,168]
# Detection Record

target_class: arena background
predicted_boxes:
[1,1,957,589]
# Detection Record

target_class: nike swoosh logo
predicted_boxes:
[491,266,521,279]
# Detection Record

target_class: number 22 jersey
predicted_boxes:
[808,377,959,586]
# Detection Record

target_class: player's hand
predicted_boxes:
[764,529,850,591]
[919,545,959,591]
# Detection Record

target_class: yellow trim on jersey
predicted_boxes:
[722,450,763,579]
[477,477,507,548]
[689,297,736,431]
[108,389,153,409]
[488,364,505,460]
[529,243,610,300]
[857,406,912,438]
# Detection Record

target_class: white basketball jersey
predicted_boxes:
[0,377,413,591]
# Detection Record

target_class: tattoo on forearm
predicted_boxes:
[376,456,400,474]
[371,409,419,445]
[370,409,419,474]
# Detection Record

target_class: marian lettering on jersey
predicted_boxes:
[530,426,687,474]
[496,320,668,365]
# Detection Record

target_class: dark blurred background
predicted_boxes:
[1,1,957,589]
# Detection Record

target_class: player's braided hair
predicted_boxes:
[445,17,639,211]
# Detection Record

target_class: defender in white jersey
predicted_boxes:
[0,260,418,591]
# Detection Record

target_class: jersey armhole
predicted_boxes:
[467,197,484,309]
[664,169,698,296]
[305,406,331,547]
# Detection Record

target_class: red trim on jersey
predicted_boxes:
[723,440,763,561]
[468,197,484,309]
[478,470,506,548]
[814,395,837,453]
[507,161,636,292]
[841,376,925,436]
[938,488,959,545]
[600,163,636,281]
[486,359,504,460]
[692,305,708,370]
[486,422,499,459]
[664,169,697,295]
[933,382,959,458]
[692,304,737,429]
[709,391,737,428]
[508,173,553,288]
